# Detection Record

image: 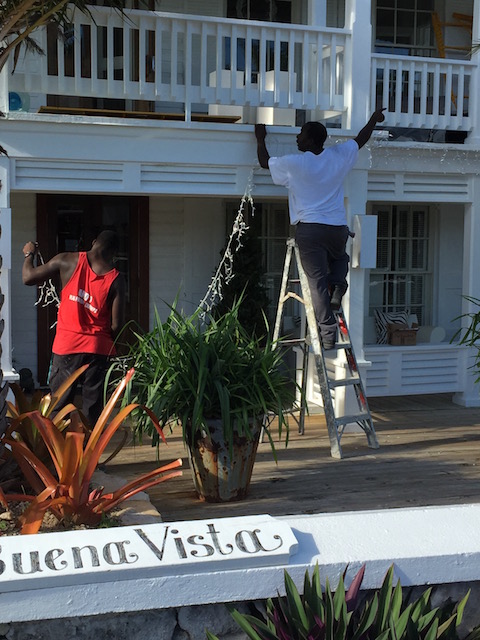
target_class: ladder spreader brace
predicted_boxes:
[273,238,379,459]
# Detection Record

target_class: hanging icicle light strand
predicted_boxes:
[34,251,60,328]
[198,168,256,314]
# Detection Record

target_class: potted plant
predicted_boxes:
[120,302,296,502]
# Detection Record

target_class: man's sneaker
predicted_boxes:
[330,286,345,311]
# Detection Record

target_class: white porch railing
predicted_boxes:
[372,53,476,131]
[7,7,349,120]
[6,7,478,132]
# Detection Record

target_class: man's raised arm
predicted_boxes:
[354,107,386,149]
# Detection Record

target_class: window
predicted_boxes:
[369,204,431,325]
[375,0,435,56]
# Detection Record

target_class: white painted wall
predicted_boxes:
[148,196,226,327]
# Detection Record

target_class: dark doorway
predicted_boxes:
[36,194,149,385]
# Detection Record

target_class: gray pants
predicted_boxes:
[295,222,349,343]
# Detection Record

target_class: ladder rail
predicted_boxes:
[273,238,379,459]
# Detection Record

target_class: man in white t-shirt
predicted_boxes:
[255,108,385,350]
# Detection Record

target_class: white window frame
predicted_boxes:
[368,203,432,326]
[374,0,438,57]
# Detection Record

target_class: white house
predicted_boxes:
[1,0,480,407]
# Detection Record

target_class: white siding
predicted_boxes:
[148,196,226,327]
[149,197,186,326]
[10,193,40,383]
[364,344,467,397]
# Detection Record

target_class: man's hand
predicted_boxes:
[354,107,386,149]
[23,241,38,257]
[255,124,267,141]
[371,107,386,123]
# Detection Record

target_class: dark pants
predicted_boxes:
[295,222,349,343]
[49,353,109,427]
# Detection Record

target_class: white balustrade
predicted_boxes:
[7,6,348,120]
[5,6,477,133]
[371,53,475,131]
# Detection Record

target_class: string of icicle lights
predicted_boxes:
[198,167,255,314]
[35,251,60,328]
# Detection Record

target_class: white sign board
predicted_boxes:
[0,515,298,593]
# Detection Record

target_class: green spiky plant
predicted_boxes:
[452,295,480,383]
[121,301,296,455]
[207,564,478,640]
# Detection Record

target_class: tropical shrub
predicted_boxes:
[453,296,480,384]
[207,564,477,640]
[120,302,296,454]
[0,368,182,534]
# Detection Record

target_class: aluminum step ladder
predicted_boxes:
[273,238,379,459]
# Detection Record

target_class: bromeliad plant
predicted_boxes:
[0,368,182,534]
[5,364,90,462]
[207,564,477,640]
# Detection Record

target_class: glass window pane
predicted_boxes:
[368,204,431,330]
[396,239,408,269]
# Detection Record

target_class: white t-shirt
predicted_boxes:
[268,138,359,226]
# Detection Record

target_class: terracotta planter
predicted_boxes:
[186,418,262,502]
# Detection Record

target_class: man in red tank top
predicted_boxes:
[22,230,126,425]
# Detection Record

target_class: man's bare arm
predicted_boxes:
[22,243,67,286]
[255,124,270,169]
[110,274,126,338]
[354,108,386,149]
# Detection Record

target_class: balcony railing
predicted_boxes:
[5,6,477,133]
[7,6,349,122]
[372,53,475,131]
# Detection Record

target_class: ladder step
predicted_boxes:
[326,341,351,351]
[335,413,372,427]
[328,377,361,388]
[279,338,308,346]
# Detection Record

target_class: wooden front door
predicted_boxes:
[36,194,149,386]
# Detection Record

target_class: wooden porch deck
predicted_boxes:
[105,394,480,523]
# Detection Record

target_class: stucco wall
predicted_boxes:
[1,583,480,640]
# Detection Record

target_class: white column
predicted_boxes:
[466,0,480,144]
[307,0,327,26]
[453,179,480,407]
[0,155,17,381]
[342,0,373,132]
[328,166,371,423]
[0,64,8,114]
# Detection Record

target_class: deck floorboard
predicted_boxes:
[103,394,480,522]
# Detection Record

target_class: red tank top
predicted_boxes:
[52,252,119,356]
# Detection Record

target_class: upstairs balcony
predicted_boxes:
[2,5,477,137]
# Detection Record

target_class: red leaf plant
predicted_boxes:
[1,368,182,534]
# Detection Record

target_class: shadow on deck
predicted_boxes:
[104,394,480,523]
